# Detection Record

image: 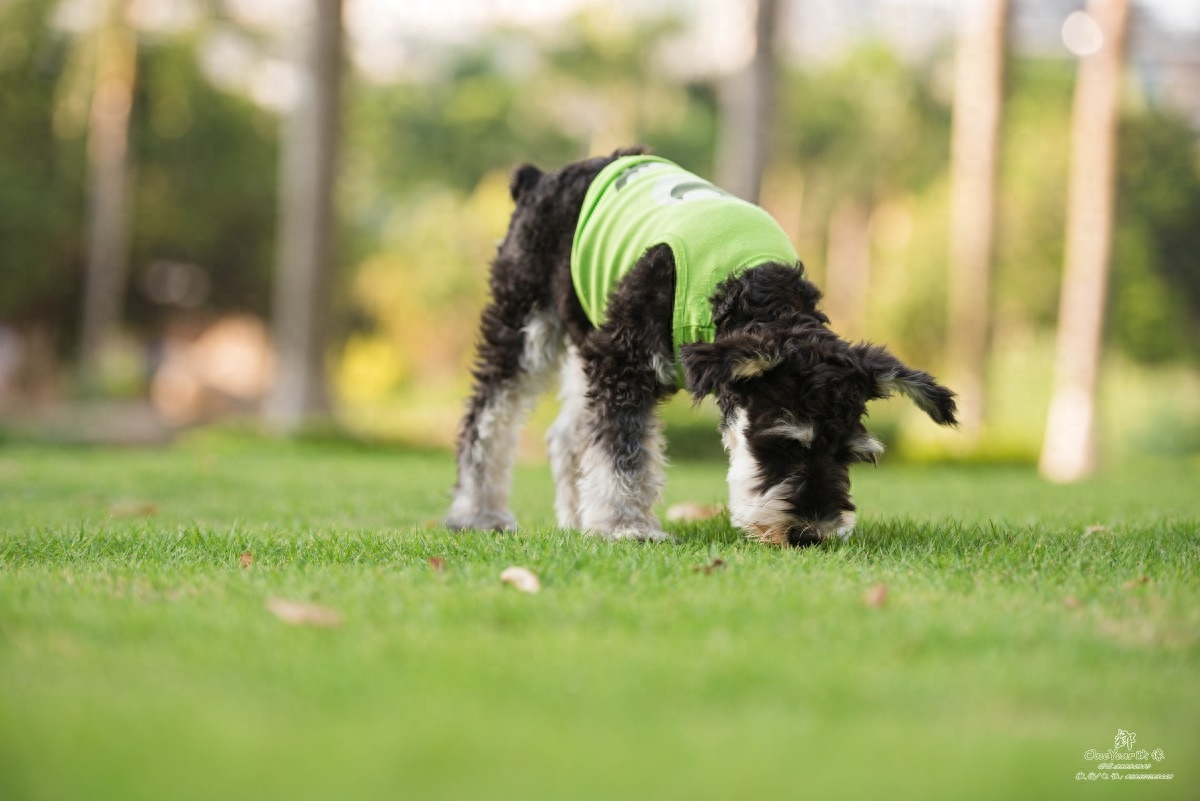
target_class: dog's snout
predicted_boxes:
[786,524,824,547]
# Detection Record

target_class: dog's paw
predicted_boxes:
[601,527,674,543]
[444,510,517,532]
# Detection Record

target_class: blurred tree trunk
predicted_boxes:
[1040,0,1130,482]
[265,0,344,432]
[715,0,781,202]
[824,196,871,341]
[946,0,1009,436]
[78,0,136,392]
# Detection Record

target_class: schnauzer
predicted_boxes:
[446,147,957,545]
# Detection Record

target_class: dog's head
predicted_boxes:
[681,323,956,546]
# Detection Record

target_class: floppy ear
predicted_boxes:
[853,344,958,426]
[680,334,781,401]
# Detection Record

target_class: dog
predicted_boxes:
[446,147,957,545]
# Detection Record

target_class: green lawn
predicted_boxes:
[0,442,1196,800]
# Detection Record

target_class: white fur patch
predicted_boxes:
[760,421,815,445]
[833,510,857,539]
[519,308,566,375]
[877,369,939,420]
[446,379,528,530]
[546,347,587,529]
[650,351,678,389]
[850,434,884,462]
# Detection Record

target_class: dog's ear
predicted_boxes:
[680,334,781,401]
[509,164,543,202]
[853,344,958,426]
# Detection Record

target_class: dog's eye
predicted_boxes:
[758,422,814,446]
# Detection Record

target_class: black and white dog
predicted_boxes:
[446,147,956,545]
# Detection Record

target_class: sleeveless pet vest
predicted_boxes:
[570,155,799,370]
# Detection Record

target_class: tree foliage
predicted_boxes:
[0,0,86,326]
[1112,110,1200,362]
[128,37,278,329]
[0,0,277,350]
[0,3,1197,396]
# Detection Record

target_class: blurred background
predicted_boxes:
[0,0,1197,479]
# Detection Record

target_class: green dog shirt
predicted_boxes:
[570,155,800,373]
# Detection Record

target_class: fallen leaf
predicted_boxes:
[1063,595,1081,609]
[666,502,724,523]
[693,558,726,575]
[1083,525,1110,536]
[1122,575,1150,589]
[500,566,541,594]
[428,556,446,572]
[864,583,888,608]
[109,501,158,518]
[266,598,343,628]
[239,552,254,569]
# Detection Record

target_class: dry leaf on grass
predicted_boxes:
[864,583,888,608]
[428,557,446,572]
[239,552,254,569]
[1083,524,1111,536]
[500,566,541,594]
[693,558,726,575]
[266,598,343,628]
[1122,575,1150,589]
[666,502,724,523]
[108,501,158,518]
[1063,595,1081,609]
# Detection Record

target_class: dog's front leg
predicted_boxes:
[576,412,668,541]
[571,243,677,541]
[575,349,671,542]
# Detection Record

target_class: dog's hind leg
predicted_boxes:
[446,307,564,531]
[546,346,587,528]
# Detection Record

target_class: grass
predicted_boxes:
[0,441,1197,801]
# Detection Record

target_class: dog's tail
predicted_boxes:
[509,164,543,202]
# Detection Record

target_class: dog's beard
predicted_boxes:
[723,408,797,542]
[722,407,857,544]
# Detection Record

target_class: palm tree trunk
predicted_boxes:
[946,0,1009,436]
[1039,0,1130,482]
[715,0,781,203]
[265,0,344,432]
[78,0,136,392]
